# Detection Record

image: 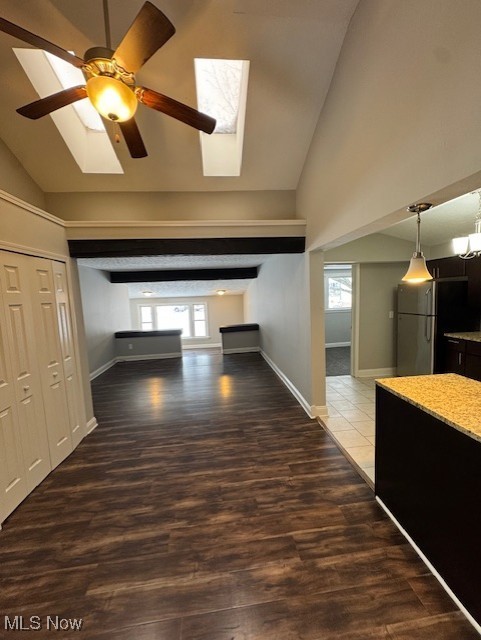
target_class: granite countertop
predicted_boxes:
[444,331,481,343]
[376,373,481,442]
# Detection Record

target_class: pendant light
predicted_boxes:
[402,203,433,283]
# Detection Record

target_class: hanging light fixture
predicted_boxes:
[402,203,433,283]
[452,190,481,259]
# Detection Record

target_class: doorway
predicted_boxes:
[324,264,352,377]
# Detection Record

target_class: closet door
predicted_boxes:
[29,257,72,469]
[52,261,85,447]
[0,251,50,498]
[0,294,27,523]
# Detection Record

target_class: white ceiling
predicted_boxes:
[78,253,273,298]
[0,0,359,193]
[380,190,481,248]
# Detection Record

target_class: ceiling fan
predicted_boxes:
[0,1,217,158]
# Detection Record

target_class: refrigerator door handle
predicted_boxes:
[426,315,432,342]
[425,288,433,316]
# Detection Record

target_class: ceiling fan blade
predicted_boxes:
[119,118,147,158]
[137,87,216,134]
[0,16,85,68]
[113,2,175,73]
[17,86,87,119]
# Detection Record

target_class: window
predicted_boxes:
[140,306,153,330]
[156,305,191,337]
[193,304,207,337]
[139,303,208,338]
[325,273,352,310]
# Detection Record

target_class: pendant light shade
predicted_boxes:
[402,203,433,284]
[452,190,481,259]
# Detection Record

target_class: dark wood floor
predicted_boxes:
[0,351,477,639]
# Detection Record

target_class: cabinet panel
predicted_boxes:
[29,258,72,468]
[466,255,481,308]
[427,257,466,279]
[444,338,465,375]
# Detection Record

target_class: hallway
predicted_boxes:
[0,352,475,639]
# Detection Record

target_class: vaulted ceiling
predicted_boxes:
[0,0,359,193]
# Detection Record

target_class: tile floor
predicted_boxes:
[319,375,377,488]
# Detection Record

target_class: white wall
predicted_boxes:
[78,267,131,375]
[245,254,313,408]
[298,0,481,250]
[130,294,244,347]
[325,311,351,346]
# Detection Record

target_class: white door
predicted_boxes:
[52,261,85,447]
[0,297,28,523]
[29,257,72,469]
[0,251,50,500]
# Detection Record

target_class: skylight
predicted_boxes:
[44,52,104,132]
[13,48,123,174]
[195,58,249,177]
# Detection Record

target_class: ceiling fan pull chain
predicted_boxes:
[103,0,112,49]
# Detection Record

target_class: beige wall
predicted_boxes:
[46,190,296,222]
[78,267,131,375]
[325,234,417,264]
[130,294,244,347]
[0,138,45,210]
[0,193,68,258]
[357,262,406,373]
[298,0,481,250]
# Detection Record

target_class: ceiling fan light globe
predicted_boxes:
[86,76,137,123]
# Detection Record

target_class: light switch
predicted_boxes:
[389,311,394,319]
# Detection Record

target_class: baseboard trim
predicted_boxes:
[376,496,481,635]
[117,353,181,362]
[312,405,329,418]
[89,359,116,381]
[355,367,396,378]
[89,353,183,379]
[325,342,351,348]
[222,346,260,354]
[182,343,221,350]
[261,350,313,419]
[86,417,98,434]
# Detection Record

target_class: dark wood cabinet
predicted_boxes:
[427,256,466,278]
[443,337,481,380]
[444,337,466,374]
[465,340,481,382]
[466,255,481,308]
[375,386,481,627]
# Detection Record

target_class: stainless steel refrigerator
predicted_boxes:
[397,280,471,376]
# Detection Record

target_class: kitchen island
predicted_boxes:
[375,374,481,632]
